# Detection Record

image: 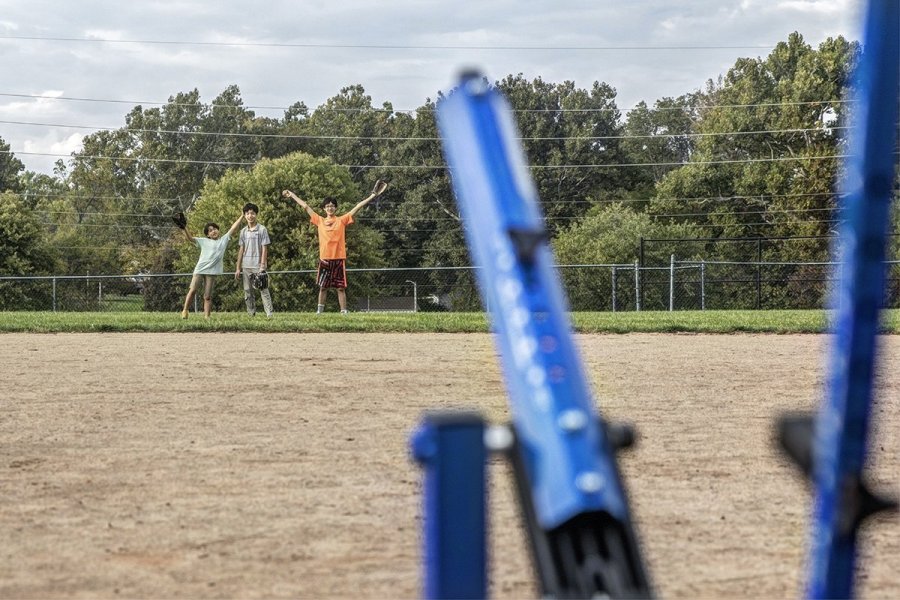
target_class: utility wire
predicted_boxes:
[0,91,852,114]
[0,118,847,141]
[14,190,845,208]
[0,33,778,52]
[0,149,850,168]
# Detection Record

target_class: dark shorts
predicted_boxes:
[317,259,347,289]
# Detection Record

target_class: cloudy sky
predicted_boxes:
[1,0,863,175]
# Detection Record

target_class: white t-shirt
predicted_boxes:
[193,233,231,275]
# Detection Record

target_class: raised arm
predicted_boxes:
[172,211,192,242]
[226,213,244,237]
[282,189,318,219]
[348,179,389,218]
[347,193,376,218]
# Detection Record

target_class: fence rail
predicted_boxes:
[2,261,899,312]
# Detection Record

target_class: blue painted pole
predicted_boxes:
[808,1,899,597]
[410,412,487,599]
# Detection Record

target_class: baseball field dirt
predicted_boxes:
[1,333,897,598]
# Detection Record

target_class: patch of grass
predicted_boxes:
[1,309,897,334]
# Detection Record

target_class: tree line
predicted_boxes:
[3,31,894,310]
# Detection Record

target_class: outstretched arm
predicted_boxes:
[226,213,244,237]
[348,180,389,217]
[347,194,374,218]
[283,190,318,219]
[181,227,193,243]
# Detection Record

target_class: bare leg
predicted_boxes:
[203,276,215,318]
[337,289,347,312]
[317,288,327,313]
[182,273,202,318]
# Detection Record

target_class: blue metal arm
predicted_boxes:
[778,1,899,598]
[436,71,651,598]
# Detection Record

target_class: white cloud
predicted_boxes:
[775,0,852,16]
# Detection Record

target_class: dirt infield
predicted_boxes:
[1,333,897,598]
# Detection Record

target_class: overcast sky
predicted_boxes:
[0,0,863,175]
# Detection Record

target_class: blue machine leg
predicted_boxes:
[410,412,487,599]
[777,0,899,598]
[434,70,652,598]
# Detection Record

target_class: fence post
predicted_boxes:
[669,254,675,311]
[98,280,103,306]
[700,260,706,311]
[756,238,762,309]
[639,237,645,310]
[634,260,640,312]
[52,277,57,312]
[611,267,617,312]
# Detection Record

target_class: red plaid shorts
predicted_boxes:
[317,259,347,289]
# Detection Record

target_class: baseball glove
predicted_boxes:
[172,211,187,230]
[251,270,269,290]
[371,179,389,197]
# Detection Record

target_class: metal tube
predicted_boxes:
[669,254,675,311]
[634,260,640,312]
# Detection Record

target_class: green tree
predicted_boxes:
[553,203,702,310]
[651,33,856,261]
[0,192,61,309]
[496,74,631,230]
[622,95,698,190]
[0,136,25,192]
[302,85,399,183]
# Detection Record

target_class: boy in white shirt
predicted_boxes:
[234,202,274,317]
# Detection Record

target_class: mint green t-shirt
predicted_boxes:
[193,233,231,275]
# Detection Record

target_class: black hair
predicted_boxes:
[204,222,220,236]
[322,197,338,208]
[243,202,259,214]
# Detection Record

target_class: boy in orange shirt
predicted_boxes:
[283,181,387,313]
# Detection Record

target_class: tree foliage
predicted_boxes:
[0,136,25,193]
[0,192,60,308]
[650,33,856,262]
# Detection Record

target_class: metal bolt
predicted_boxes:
[484,425,514,453]
[557,409,587,432]
[575,471,604,494]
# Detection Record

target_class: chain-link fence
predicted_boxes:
[2,262,899,312]
[0,268,483,313]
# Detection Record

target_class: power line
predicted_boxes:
[0,148,850,168]
[0,118,847,142]
[0,33,777,52]
[0,91,852,114]
[36,206,839,231]
[13,189,844,207]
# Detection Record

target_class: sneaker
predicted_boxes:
[340,309,348,315]
[181,309,188,319]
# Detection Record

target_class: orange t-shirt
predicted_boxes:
[310,213,354,259]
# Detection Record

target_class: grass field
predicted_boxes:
[1,309,899,333]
